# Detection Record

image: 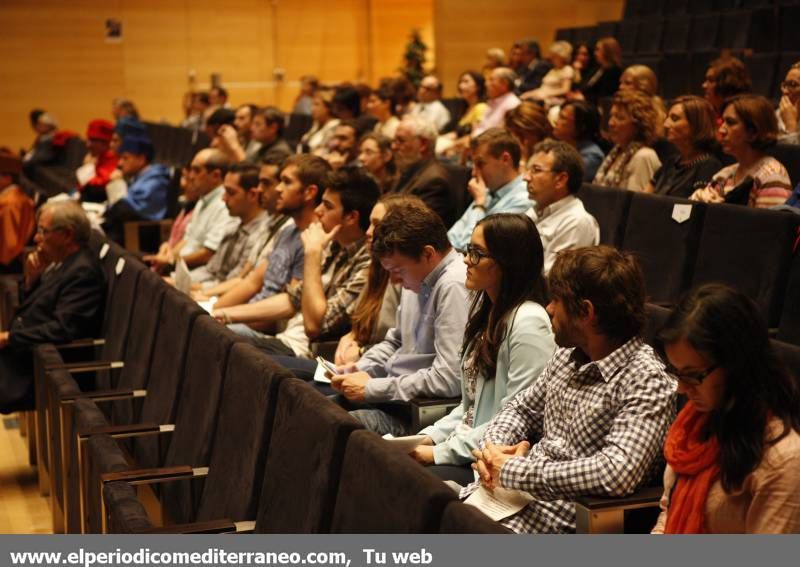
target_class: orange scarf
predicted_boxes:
[663,402,720,534]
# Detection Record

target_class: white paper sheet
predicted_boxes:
[381,434,429,452]
[463,485,534,521]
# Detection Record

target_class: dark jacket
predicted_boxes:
[9,247,106,350]
[392,159,456,227]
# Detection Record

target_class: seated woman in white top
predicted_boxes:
[593,89,662,192]
[366,84,400,140]
[409,213,556,485]
[522,41,575,107]
[653,283,800,533]
[300,90,340,154]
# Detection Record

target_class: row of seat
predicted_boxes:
[578,185,800,341]
[25,234,499,534]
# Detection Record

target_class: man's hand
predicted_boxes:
[301,221,339,255]
[325,151,347,171]
[409,436,435,464]
[467,175,489,208]
[0,331,10,349]
[471,440,531,491]
[143,248,174,269]
[334,332,361,365]
[24,250,49,289]
[330,371,370,402]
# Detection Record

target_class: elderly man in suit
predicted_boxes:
[0,200,106,413]
[391,115,456,227]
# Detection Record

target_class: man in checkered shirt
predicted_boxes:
[462,245,676,533]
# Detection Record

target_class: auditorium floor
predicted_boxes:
[0,414,52,534]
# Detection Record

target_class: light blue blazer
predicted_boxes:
[419,300,555,465]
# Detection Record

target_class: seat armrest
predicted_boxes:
[78,421,173,440]
[60,387,146,404]
[574,486,662,534]
[141,519,252,534]
[55,338,106,350]
[409,396,461,430]
[46,360,124,372]
[101,465,207,486]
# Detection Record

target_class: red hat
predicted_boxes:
[86,119,114,142]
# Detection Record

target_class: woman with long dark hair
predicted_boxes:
[409,213,555,484]
[653,283,800,533]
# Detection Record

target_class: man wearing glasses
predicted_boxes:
[0,201,105,413]
[524,139,599,272]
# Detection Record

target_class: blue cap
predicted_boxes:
[115,116,148,139]
[119,134,154,162]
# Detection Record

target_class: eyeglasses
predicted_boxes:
[36,225,63,236]
[663,361,718,387]
[781,80,800,91]
[458,244,492,266]
[527,165,557,175]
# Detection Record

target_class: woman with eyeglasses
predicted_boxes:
[408,213,556,484]
[777,61,800,144]
[653,283,800,533]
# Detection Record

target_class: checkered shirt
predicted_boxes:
[461,337,676,533]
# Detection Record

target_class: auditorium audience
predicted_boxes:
[593,89,662,192]
[0,153,34,271]
[453,71,488,137]
[293,75,319,116]
[483,48,507,72]
[233,104,259,153]
[691,95,792,209]
[164,166,199,253]
[652,284,800,534]
[195,155,290,300]
[648,96,722,199]
[0,201,106,413]
[409,75,452,133]
[331,203,469,436]
[577,37,622,105]
[208,86,229,110]
[299,91,340,154]
[521,41,574,106]
[78,119,117,203]
[503,101,553,169]
[702,57,752,118]
[411,214,555,484]
[189,163,268,286]
[463,245,676,533]
[777,61,800,144]
[447,128,530,249]
[472,67,521,137]
[357,133,396,193]
[204,107,236,147]
[181,91,210,131]
[212,155,327,310]
[111,98,140,121]
[553,100,605,181]
[391,116,456,226]
[325,120,361,171]
[570,41,595,90]
[102,134,171,243]
[366,83,401,140]
[512,40,552,94]
[524,140,599,272]
[619,64,666,136]
[267,195,417,381]
[247,106,292,164]
[22,111,59,171]
[144,149,234,269]
[217,166,377,360]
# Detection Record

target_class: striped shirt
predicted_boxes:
[702,157,792,209]
[461,337,676,533]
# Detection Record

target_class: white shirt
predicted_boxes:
[526,195,600,273]
[410,100,451,132]
[181,185,237,256]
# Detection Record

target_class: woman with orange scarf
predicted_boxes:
[652,284,800,533]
